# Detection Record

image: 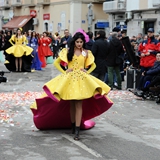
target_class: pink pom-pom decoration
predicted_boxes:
[74,29,89,43]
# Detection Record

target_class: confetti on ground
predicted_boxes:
[0,90,137,126]
[0,91,43,125]
[108,90,138,100]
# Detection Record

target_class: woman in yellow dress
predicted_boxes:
[30,31,113,140]
[5,28,33,72]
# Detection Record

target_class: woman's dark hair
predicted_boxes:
[67,32,86,61]
[15,28,22,40]
[30,31,37,44]
[43,31,48,36]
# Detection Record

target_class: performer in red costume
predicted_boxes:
[38,32,53,68]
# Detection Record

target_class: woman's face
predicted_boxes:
[33,32,36,36]
[43,32,47,37]
[17,30,21,35]
[75,38,84,49]
[28,30,32,35]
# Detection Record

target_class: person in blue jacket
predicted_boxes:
[136,53,160,96]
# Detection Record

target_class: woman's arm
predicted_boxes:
[86,62,96,74]
[54,57,66,74]
[9,35,15,46]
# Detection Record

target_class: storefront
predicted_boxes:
[2,15,33,32]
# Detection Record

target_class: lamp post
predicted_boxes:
[87,3,93,31]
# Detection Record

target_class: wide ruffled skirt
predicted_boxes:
[6,45,33,57]
[30,70,113,130]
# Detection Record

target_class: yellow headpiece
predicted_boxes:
[19,27,23,31]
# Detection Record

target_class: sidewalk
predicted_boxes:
[0,61,8,71]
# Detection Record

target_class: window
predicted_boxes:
[44,22,48,32]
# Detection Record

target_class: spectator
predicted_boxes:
[85,31,94,50]
[91,30,110,81]
[52,32,60,59]
[106,32,125,90]
[59,29,72,50]
[135,53,160,96]
[138,28,158,74]
[136,33,143,44]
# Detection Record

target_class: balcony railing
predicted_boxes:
[152,0,160,7]
[23,0,35,7]
[93,0,106,2]
[103,0,126,13]
[11,0,22,7]
[0,0,11,8]
[37,0,50,5]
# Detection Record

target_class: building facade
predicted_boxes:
[103,0,160,37]
[0,0,109,36]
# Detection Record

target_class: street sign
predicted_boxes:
[96,22,109,28]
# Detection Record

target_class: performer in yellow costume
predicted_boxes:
[5,28,33,72]
[30,31,113,141]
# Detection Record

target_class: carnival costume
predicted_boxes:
[6,35,33,57]
[5,35,33,72]
[30,37,42,70]
[30,48,113,130]
[38,37,53,68]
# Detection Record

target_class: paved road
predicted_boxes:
[0,62,160,160]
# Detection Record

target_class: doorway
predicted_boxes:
[144,21,154,34]
[44,22,48,32]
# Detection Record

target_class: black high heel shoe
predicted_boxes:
[74,126,80,141]
[71,122,75,134]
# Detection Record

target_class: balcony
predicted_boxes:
[37,0,50,5]
[152,0,160,7]
[23,0,35,7]
[0,0,11,9]
[103,0,126,13]
[93,0,106,3]
[11,0,22,7]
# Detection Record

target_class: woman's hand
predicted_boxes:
[66,68,73,73]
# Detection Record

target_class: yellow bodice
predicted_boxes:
[10,35,27,45]
[59,48,94,69]
[68,54,86,70]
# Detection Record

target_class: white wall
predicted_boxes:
[70,1,82,34]
[126,0,139,11]
[0,10,2,30]
[127,20,143,37]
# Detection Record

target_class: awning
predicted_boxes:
[2,15,32,29]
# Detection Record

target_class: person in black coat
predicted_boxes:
[106,32,125,90]
[0,31,2,51]
[85,31,94,50]
[3,31,12,59]
[91,30,110,81]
